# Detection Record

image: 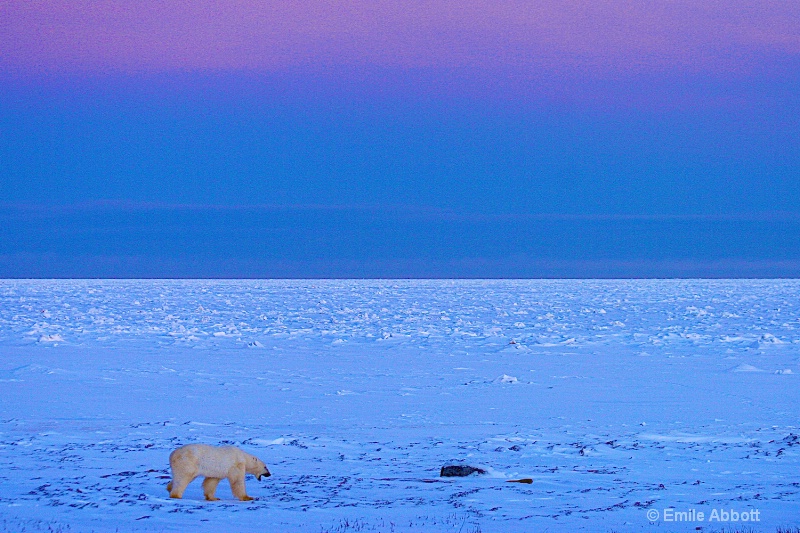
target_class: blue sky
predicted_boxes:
[2,2,799,277]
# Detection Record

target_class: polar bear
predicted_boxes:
[166,444,270,501]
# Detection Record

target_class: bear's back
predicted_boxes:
[174,444,245,478]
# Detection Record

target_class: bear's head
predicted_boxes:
[247,454,271,481]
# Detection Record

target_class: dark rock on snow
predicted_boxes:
[440,465,487,477]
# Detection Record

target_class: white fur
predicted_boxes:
[166,444,270,501]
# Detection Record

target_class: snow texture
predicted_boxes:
[0,279,799,532]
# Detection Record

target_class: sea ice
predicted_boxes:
[0,279,798,532]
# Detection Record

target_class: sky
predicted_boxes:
[1,1,799,278]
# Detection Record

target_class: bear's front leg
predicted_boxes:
[202,477,221,501]
[227,466,253,501]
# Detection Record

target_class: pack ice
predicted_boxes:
[0,279,798,532]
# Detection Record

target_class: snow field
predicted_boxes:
[1,280,799,532]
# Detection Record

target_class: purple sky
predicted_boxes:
[4,1,799,75]
[2,2,800,277]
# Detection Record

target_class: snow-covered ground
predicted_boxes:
[0,279,798,532]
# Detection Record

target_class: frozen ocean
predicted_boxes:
[0,279,798,532]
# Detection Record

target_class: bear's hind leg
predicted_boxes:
[169,474,195,499]
[166,481,173,493]
[202,477,221,501]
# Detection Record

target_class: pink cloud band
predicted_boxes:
[2,1,798,74]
